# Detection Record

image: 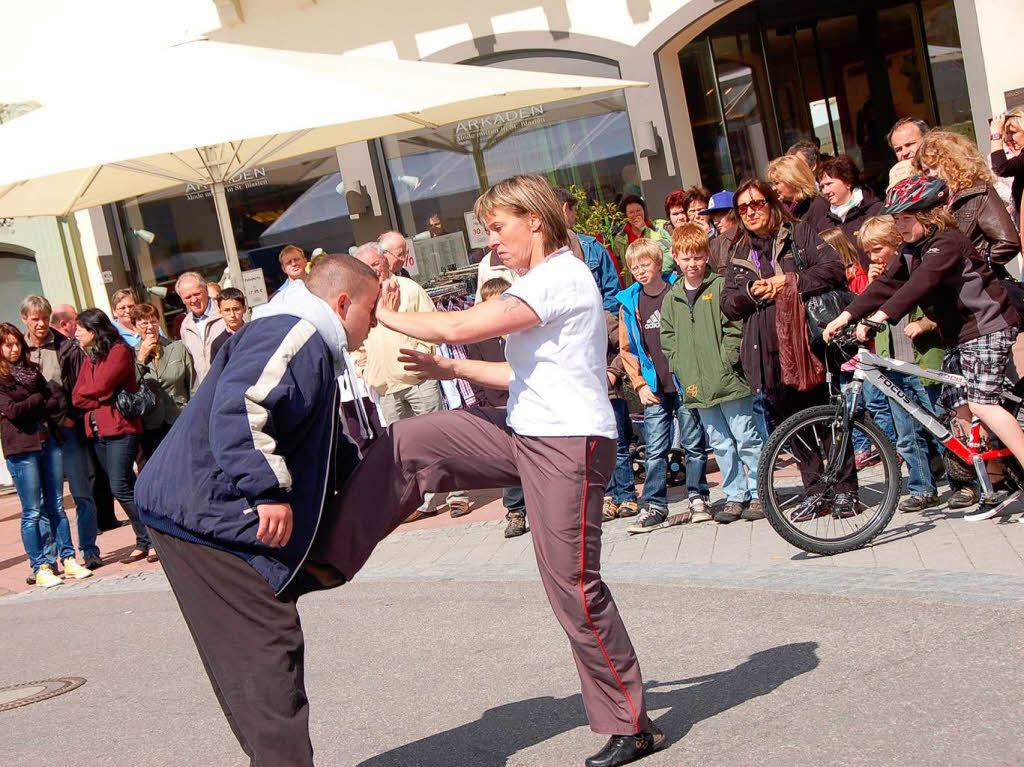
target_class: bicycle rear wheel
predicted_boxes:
[758,404,901,555]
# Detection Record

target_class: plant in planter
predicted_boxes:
[569,184,624,247]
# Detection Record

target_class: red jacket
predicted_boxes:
[72,343,143,438]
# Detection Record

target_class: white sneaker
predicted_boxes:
[62,557,93,580]
[690,496,713,523]
[34,565,62,588]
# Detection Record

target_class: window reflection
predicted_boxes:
[118,150,353,332]
[383,93,636,281]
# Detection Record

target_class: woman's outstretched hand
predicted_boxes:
[398,348,456,381]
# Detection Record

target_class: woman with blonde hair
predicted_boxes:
[990,107,1024,228]
[315,174,663,766]
[915,129,1020,274]
[766,154,829,229]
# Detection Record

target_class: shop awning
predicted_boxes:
[0,39,644,217]
[0,39,644,285]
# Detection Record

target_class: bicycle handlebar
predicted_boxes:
[820,318,886,346]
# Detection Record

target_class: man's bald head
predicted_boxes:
[377,231,408,274]
[51,303,78,338]
[306,254,378,302]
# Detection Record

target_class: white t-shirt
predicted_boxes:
[504,248,617,439]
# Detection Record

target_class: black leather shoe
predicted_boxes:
[585,724,664,767]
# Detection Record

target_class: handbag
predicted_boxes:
[115,383,157,419]
[790,235,856,345]
[776,273,825,391]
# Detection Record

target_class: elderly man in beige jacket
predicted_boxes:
[176,271,227,391]
[353,242,471,520]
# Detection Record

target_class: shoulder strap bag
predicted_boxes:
[790,233,856,346]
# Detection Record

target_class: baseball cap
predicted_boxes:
[701,191,734,214]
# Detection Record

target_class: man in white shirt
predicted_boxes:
[273,244,309,297]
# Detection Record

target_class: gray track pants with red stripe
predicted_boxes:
[315,406,650,735]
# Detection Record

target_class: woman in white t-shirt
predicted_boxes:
[316,175,662,767]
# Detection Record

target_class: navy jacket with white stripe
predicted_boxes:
[136,309,359,595]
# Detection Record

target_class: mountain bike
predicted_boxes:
[757,320,1024,555]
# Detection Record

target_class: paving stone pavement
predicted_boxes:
[8,497,1024,609]
[355,495,1024,579]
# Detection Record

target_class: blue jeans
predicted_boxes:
[695,397,763,502]
[502,486,525,514]
[676,404,710,498]
[93,434,150,551]
[61,426,99,557]
[751,393,773,444]
[642,392,708,509]
[887,371,938,497]
[607,399,637,504]
[8,438,74,571]
[841,375,898,454]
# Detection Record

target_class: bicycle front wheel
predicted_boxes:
[758,404,900,555]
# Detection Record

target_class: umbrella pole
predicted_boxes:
[211,180,245,289]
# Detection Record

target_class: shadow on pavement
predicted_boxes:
[355,641,819,766]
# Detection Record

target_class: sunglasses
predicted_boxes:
[737,199,768,216]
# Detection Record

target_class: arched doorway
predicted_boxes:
[0,251,44,326]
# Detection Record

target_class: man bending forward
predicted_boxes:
[135,255,380,766]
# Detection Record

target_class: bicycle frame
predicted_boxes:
[847,347,1014,497]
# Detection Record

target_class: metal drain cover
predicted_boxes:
[0,677,85,712]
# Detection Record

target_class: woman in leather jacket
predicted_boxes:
[914,130,1021,275]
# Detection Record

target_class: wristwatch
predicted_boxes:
[991,132,1003,141]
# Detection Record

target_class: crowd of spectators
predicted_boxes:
[5,110,1024,588]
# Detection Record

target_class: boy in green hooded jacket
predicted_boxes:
[661,223,764,524]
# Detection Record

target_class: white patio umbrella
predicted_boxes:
[0,40,645,286]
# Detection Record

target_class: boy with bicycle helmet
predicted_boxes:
[825,175,1021,519]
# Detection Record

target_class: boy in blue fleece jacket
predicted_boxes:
[135,255,380,767]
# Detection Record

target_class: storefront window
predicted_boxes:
[118,150,352,331]
[381,53,637,280]
[921,0,973,139]
[227,150,353,288]
[679,0,972,191]
[763,25,839,154]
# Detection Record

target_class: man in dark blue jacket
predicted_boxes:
[136,255,380,767]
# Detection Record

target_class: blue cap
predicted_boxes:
[701,191,734,214]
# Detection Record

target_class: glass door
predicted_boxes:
[708,31,778,182]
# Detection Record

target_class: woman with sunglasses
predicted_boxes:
[721,178,856,519]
